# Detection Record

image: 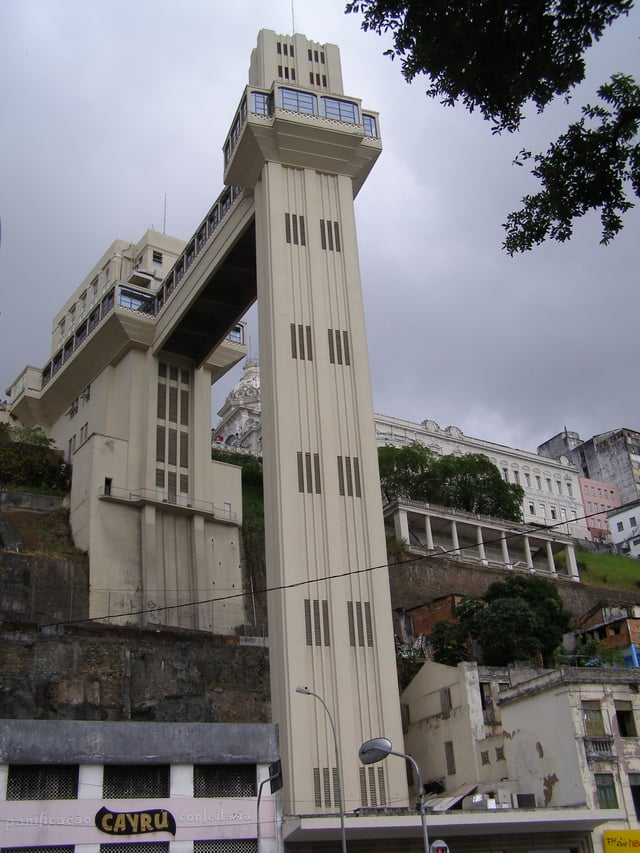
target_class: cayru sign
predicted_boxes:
[95,806,177,835]
[0,797,276,845]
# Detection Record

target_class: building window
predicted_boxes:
[631,516,637,527]
[320,219,341,251]
[250,90,272,116]
[7,765,79,800]
[363,114,378,137]
[550,506,557,520]
[502,467,509,482]
[529,502,535,515]
[583,701,606,737]
[297,451,321,493]
[629,773,640,819]
[152,250,163,265]
[291,324,313,360]
[278,87,317,115]
[103,765,169,799]
[194,764,256,797]
[617,521,624,532]
[524,472,531,487]
[615,701,637,737]
[444,741,456,775]
[337,455,361,497]
[305,598,330,646]
[321,96,359,124]
[440,687,452,717]
[546,478,552,492]
[480,751,490,765]
[347,600,373,647]
[101,844,169,853]
[285,213,306,245]
[567,482,573,497]
[328,329,351,365]
[3,848,74,853]
[595,773,619,808]
[495,745,505,761]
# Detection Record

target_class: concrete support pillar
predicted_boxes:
[394,508,410,545]
[565,544,580,581]
[545,540,557,575]
[476,526,486,561]
[450,520,459,554]
[501,535,511,567]
[140,503,157,624]
[425,515,434,550]
[523,535,533,569]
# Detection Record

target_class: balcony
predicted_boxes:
[99,484,238,523]
[584,736,617,762]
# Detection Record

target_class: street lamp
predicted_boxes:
[359,737,429,853]
[296,686,347,853]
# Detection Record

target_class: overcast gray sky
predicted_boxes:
[1,0,638,453]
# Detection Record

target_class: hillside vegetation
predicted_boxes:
[573,548,640,592]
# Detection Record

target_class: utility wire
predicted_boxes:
[38,505,609,631]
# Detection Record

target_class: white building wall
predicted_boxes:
[375,413,588,536]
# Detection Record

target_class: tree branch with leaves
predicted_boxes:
[346,0,639,251]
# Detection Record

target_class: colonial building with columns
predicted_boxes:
[375,413,589,540]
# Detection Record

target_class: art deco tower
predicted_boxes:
[224,30,408,820]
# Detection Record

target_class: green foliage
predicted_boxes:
[429,618,470,666]
[0,425,70,494]
[504,74,640,253]
[345,0,632,132]
[378,445,524,521]
[378,442,434,502]
[428,453,524,521]
[346,0,639,250]
[571,546,640,591]
[386,535,410,563]
[429,577,572,666]
[484,576,571,665]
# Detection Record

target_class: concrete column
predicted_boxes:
[501,535,511,567]
[545,540,557,575]
[394,508,410,545]
[140,503,157,624]
[425,515,434,550]
[523,536,533,569]
[450,520,459,554]
[565,544,580,581]
[476,525,486,561]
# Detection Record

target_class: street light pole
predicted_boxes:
[359,737,429,853]
[296,686,347,853]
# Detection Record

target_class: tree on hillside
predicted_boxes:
[378,444,524,521]
[428,453,524,521]
[346,0,640,251]
[429,577,572,667]
[378,441,434,501]
[0,424,70,493]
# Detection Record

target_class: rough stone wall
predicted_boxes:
[389,555,640,635]
[0,551,88,624]
[0,622,271,723]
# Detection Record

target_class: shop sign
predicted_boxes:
[95,806,176,835]
[604,831,640,849]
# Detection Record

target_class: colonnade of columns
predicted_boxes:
[392,507,580,581]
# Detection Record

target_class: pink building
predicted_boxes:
[579,476,621,542]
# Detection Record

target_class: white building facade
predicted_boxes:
[375,413,589,538]
[608,501,640,558]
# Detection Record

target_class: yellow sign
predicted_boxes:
[604,831,640,850]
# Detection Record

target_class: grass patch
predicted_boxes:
[571,548,640,591]
[6,508,87,561]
